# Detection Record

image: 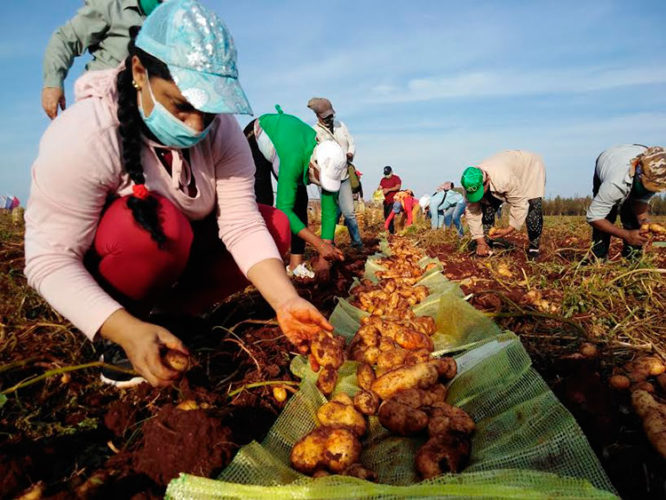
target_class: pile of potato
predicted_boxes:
[608,354,666,459]
[640,222,666,236]
[291,237,475,480]
[351,279,429,318]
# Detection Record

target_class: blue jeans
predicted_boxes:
[429,191,446,229]
[337,178,363,247]
[444,200,467,237]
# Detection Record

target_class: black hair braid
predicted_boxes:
[116,35,170,246]
[116,59,166,246]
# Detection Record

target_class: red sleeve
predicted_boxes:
[404,197,415,225]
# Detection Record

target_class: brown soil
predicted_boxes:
[0,210,377,498]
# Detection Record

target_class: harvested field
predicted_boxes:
[1,209,665,498]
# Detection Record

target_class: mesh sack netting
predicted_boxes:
[166,244,617,499]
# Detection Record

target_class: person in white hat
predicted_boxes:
[307,97,363,249]
[245,106,348,279]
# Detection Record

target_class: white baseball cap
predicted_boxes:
[312,141,347,192]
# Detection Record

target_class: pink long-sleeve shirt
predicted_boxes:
[25,67,280,341]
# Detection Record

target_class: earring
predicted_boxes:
[132,80,141,90]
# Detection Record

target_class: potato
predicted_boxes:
[393,328,434,351]
[609,375,631,390]
[378,400,429,435]
[579,343,598,359]
[353,390,380,416]
[391,385,448,409]
[415,433,471,478]
[404,349,433,366]
[342,463,377,482]
[176,399,199,411]
[625,356,666,383]
[311,332,345,370]
[331,392,354,405]
[349,345,380,365]
[631,390,666,458]
[317,366,338,396]
[324,427,362,472]
[649,223,666,234]
[163,350,189,372]
[371,362,439,400]
[633,381,656,394]
[377,348,409,371]
[356,363,376,391]
[317,400,367,437]
[428,402,475,436]
[290,428,329,474]
[273,386,288,403]
[431,357,458,380]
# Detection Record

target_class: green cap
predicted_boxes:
[138,0,161,16]
[461,166,484,203]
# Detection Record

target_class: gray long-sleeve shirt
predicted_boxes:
[586,144,654,222]
[42,0,145,88]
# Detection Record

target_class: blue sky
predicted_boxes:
[1,0,666,204]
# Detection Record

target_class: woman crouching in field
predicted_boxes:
[24,0,332,388]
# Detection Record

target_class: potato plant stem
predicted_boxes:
[227,380,299,397]
[1,361,137,395]
[608,268,666,285]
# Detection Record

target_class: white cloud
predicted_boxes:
[367,65,666,103]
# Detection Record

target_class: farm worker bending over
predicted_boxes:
[385,190,418,231]
[429,182,467,236]
[24,0,333,389]
[379,166,402,234]
[307,97,363,249]
[461,150,546,259]
[245,108,347,279]
[42,0,164,119]
[587,145,666,259]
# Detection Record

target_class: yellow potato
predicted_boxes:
[371,362,439,400]
[163,350,189,372]
[317,400,367,437]
[353,390,380,416]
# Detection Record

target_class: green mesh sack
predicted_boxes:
[166,243,617,499]
[166,333,616,499]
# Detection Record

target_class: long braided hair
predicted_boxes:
[116,28,172,245]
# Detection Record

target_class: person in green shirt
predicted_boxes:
[245,107,346,278]
[42,0,163,119]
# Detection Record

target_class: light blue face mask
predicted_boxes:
[138,74,212,149]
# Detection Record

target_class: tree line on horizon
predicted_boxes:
[542,194,666,216]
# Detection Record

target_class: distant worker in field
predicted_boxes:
[587,145,666,259]
[461,150,546,259]
[307,97,363,249]
[42,0,164,119]
[378,166,402,234]
[384,190,418,231]
[429,182,467,237]
[245,107,347,279]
